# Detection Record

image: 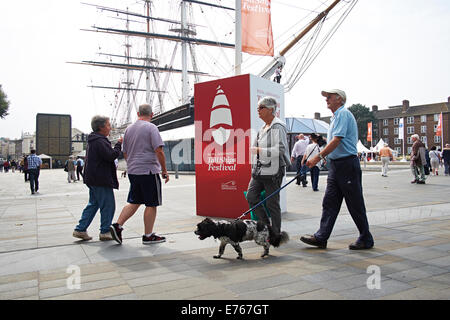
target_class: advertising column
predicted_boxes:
[194,74,284,218]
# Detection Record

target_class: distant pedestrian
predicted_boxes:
[429,146,441,176]
[73,115,122,241]
[65,156,77,183]
[379,143,393,177]
[410,134,426,184]
[23,156,29,182]
[76,157,84,181]
[110,104,169,245]
[291,134,309,187]
[301,133,325,191]
[442,144,450,176]
[300,89,374,250]
[27,150,42,195]
[10,160,16,173]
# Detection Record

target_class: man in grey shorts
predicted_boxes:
[110,104,170,245]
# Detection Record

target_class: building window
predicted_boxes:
[407,137,412,144]
[394,127,399,135]
[435,136,441,143]
[383,119,388,126]
[421,115,427,122]
[407,116,414,124]
[394,118,400,125]
[434,124,438,132]
[407,147,412,154]
[383,128,389,136]
[407,127,414,134]
[421,136,427,146]
[434,114,440,122]
[395,147,401,154]
[394,138,401,145]
[421,125,427,133]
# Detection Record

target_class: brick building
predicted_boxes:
[372,97,449,156]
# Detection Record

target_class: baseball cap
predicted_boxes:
[321,89,346,103]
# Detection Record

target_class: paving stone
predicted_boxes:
[426,256,450,268]
[0,286,38,300]
[237,280,321,300]
[377,287,443,300]
[387,265,448,282]
[224,274,296,294]
[282,288,346,300]
[45,284,133,300]
[339,280,414,300]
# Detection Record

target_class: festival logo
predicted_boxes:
[210,86,233,146]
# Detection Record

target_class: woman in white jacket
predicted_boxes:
[246,97,290,235]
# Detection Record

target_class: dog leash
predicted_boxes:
[236,144,321,221]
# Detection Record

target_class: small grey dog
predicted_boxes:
[194,218,289,259]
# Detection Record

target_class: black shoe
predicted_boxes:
[411,180,418,184]
[109,223,123,244]
[300,235,327,249]
[142,233,166,244]
[417,180,426,184]
[349,242,374,250]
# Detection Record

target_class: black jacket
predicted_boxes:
[84,132,122,189]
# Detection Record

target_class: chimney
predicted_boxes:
[372,105,378,112]
[402,100,409,112]
[314,112,321,120]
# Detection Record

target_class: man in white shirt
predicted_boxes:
[291,134,309,186]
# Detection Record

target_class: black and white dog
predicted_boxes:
[194,218,289,259]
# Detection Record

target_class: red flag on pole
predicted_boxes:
[241,0,274,56]
[436,113,442,137]
[367,122,372,142]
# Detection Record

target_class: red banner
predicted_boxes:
[367,122,372,142]
[436,113,442,136]
[241,0,274,56]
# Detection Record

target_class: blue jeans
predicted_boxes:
[28,168,39,192]
[75,186,115,234]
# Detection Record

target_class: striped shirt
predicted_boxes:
[27,154,42,169]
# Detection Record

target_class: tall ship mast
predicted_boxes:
[69,0,358,136]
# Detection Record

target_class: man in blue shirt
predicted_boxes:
[300,89,374,250]
[27,149,42,195]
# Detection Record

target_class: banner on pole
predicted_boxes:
[367,122,372,142]
[398,118,404,140]
[241,0,274,56]
[436,113,442,137]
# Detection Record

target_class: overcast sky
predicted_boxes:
[1,0,449,139]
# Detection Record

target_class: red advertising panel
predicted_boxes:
[194,75,252,218]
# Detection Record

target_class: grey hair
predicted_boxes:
[258,96,278,115]
[91,115,110,132]
[139,104,153,116]
[411,134,420,140]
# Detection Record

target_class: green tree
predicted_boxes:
[0,85,10,119]
[348,103,376,145]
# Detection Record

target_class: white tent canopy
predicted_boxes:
[38,154,52,169]
[357,140,371,153]
[373,138,386,152]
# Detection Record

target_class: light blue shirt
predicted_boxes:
[327,105,358,160]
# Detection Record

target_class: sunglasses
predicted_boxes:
[257,105,267,110]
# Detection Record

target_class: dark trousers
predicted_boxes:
[247,175,283,234]
[310,166,320,191]
[77,167,84,181]
[314,156,373,245]
[24,170,29,182]
[28,168,39,193]
[296,156,306,186]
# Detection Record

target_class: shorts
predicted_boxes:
[127,173,162,207]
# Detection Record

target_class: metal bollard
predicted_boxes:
[175,164,179,179]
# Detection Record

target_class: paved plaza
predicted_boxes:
[0,164,449,300]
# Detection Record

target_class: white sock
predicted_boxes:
[145,233,154,237]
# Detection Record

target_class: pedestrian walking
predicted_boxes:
[442,144,450,176]
[410,134,426,184]
[65,156,77,183]
[291,134,309,187]
[110,104,169,245]
[76,157,84,181]
[27,150,42,195]
[429,146,441,176]
[301,133,325,191]
[300,89,374,250]
[73,115,122,241]
[379,143,393,177]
